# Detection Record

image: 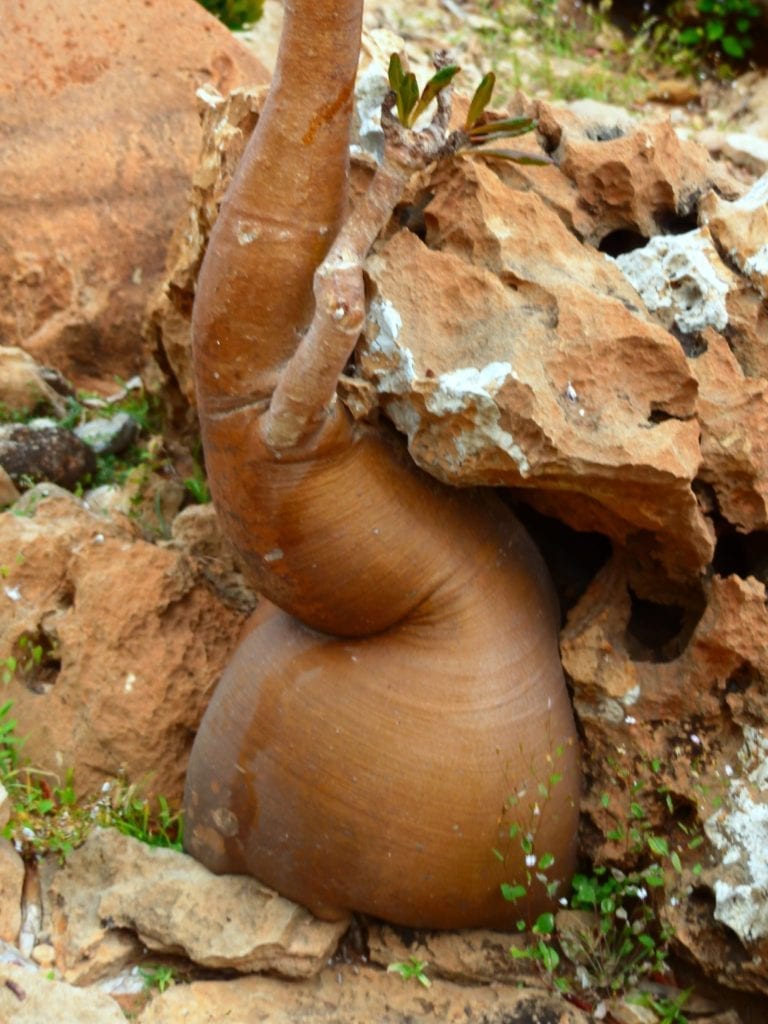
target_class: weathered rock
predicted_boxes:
[74,412,140,456]
[135,964,589,1024]
[0,842,23,944]
[0,963,125,1023]
[0,490,246,803]
[700,174,768,300]
[692,332,768,531]
[613,228,736,336]
[367,923,538,986]
[0,0,267,393]
[166,504,258,613]
[0,466,20,507]
[561,558,768,993]
[50,829,348,983]
[533,108,740,246]
[0,424,97,491]
[0,348,67,418]
[359,164,712,587]
[145,85,266,412]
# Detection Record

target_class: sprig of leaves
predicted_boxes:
[388,54,459,129]
[463,70,550,166]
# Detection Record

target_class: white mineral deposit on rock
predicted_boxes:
[613,229,731,335]
[705,725,768,944]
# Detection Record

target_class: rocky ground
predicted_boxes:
[1,0,768,1021]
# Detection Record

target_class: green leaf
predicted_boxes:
[411,64,461,124]
[509,946,533,959]
[706,19,725,41]
[538,852,556,870]
[388,52,405,91]
[472,149,552,166]
[647,835,669,857]
[671,851,682,873]
[501,883,527,903]
[465,71,496,130]
[469,116,537,139]
[532,912,555,935]
[722,35,746,57]
[397,72,420,127]
[538,942,560,972]
[678,26,703,45]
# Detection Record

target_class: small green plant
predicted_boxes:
[139,963,176,993]
[629,987,693,1024]
[500,754,706,1020]
[197,0,263,30]
[387,55,550,167]
[108,783,184,851]
[0,702,183,861]
[184,464,211,505]
[674,0,760,63]
[387,956,432,988]
[0,700,22,778]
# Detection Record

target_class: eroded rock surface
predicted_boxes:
[0,0,267,393]
[50,830,348,983]
[0,490,246,803]
[135,965,589,1024]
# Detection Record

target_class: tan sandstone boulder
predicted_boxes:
[0,0,266,393]
[0,489,247,803]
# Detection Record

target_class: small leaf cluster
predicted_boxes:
[0,701,183,861]
[500,757,705,1019]
[675,0,760,62]
[387,54,549,168]
[388,54,459,129]
[139,964,177,994]
[196,0,263,30]
[387,956,432,988]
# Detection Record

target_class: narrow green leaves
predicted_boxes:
[388,53,459,129]
[465,71,496,131]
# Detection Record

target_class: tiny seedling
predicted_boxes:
[139,963,176,993]
[387,957,432,988]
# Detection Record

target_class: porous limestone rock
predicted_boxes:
[366,923,538,985]
[0,0,267,393]
[360,160,712,588]
[0,348,67,419]
[533,107,739,245]
[0,841,23,944]
[692,332,768,532]
[613,228,735,335]
[0,963,125,1023]
[134,965,590,1024]
[0,490,246,804]
[701,174,768,300]
[50,829,349,984]
[561,558,768,994]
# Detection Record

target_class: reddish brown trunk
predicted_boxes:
[184,0,581,929]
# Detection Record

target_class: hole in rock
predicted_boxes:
[395,190,434,243]
[10,628,61,695]
[725,664,755,695]
[585,124,626,143]
[646,406,677,425]
[507,502,612,622]
[624,590,705,663]
[657,209,699,235]
[598,229,649,257]
[713,529,768,586]
[672,325,707,358]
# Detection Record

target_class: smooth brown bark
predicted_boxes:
[184,0,581,928]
